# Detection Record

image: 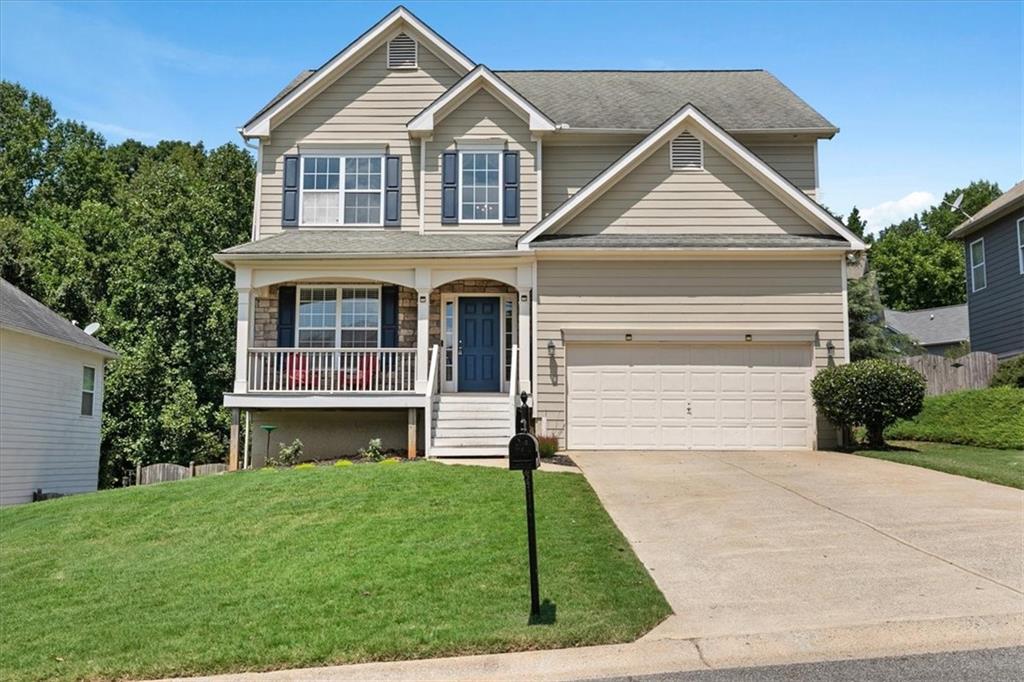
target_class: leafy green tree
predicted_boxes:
[845,206,867,240]
[0,81,56,217]
[922,181,1001,238]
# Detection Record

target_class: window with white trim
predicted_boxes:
[300,155,383,225]
[460,151,501,222]
[969,238,986,292]
[1017,218,1023,275]
[81,366,95,416]
[296,286,381,348]
[670,132,703,170]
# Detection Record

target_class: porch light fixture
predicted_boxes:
[547,340,556,356]
[826,340,835,358]
[419,294,427,303]
[520,293,528,302]
[625,333,633,341]
[745,334,752,342]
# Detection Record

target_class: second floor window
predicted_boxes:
[969,238,986,292]
[297,286,381,348]
[301,156,383,226]
[460,151,501,222]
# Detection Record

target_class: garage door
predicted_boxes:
[567,343,813,450]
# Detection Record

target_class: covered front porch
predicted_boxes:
[222,258,534,468]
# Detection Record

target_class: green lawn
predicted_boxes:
[852,440,1024,489]
[0,463,669,682]
[885,387,1024,449]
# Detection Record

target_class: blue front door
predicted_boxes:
[458,297,501,392]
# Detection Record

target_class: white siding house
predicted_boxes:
[0,279,117,506]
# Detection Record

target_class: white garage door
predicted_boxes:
[567,343,813,450]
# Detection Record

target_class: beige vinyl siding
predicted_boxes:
[0,329,104,505]
[542,141,636,216]
[423,88,536,232]
[258,41,460,236]
[556,131,822,236]
[534,258,846,448]
[742,141,817,196]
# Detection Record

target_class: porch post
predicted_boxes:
[407,407,417,459]
[233,267,253,394]
[414,267,432,392]
[516,264,532,394]
[228,407,240,472]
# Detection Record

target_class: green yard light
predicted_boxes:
[260,425,278,462]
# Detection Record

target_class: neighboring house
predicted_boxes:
[218,6,865,466]
[883,304,969,356]
[948,180,1024,360]
[0,279,117,506]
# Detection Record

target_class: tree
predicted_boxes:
[845,206,867,240]
[0,82,56,217]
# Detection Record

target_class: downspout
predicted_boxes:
[238,128,262,242]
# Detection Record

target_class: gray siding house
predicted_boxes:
[948,181,1024,359]
[883,305,968,356]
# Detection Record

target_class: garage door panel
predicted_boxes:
[567,343,812,450]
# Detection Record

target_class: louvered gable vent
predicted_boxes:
[670,132,703,170]
[387,33,417,69]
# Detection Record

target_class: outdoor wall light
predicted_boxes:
[520,293,528,302]
[547,340,556,356]
[826,339,835,359]
[625,333,633,341]
[745,334,753,342]
[419,295,427,303]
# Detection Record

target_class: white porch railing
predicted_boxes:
[247,348,417,393]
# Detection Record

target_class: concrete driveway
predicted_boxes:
[572,450,1024,641]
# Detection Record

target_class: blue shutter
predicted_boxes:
[384,155,401,226]
[381,285,399,347]
[277,286,296,347]
[502,151,520,225]
[441,151,458,224]
[282,156,299,227]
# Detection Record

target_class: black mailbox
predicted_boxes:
[508,433,540,471]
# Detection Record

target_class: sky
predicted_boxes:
[1,0,1021,233]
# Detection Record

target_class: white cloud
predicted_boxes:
[83,121,160,142]
[861,191,936,232]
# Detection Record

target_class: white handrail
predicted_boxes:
[508,344,519,435]
[424,344,440,458]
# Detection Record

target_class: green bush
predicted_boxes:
[294,463,315,470]
[811,359,926,448]
[886,387,1024,449]
[268,439,303,467]
[537,435,559,458]
[359,437,385,462]
[991,356,1024,389]
[334,459,354,468]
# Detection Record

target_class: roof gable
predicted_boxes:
[243,6,474,137]
[519,104,866,250]
[0,279,116,357]
[408,66,555,134]
[948,180,1024,240]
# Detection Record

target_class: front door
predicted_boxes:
[458,297,501,392]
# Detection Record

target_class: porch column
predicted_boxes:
[228,407,240,472]
[414,267,432,392]
[516,264,532,394]
[233,269,252,393]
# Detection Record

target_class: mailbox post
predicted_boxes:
[509,431,541,618]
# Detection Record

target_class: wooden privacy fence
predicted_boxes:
[897,352,999,396]
[136,461,228,485]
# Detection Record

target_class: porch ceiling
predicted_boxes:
[218,232,518,260]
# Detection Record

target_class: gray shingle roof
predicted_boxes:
[494,70,836,133]
[0,279,116,356]
[219,231,519,257]
[883,305,969,347]
[530,233,848,249]
[948,180,1024,240]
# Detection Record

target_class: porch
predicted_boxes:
[224,262,533,468]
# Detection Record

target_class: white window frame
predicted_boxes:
[81,365,96,417]
[295,285,383,349]
[298,154,385,227]
[440,292,516,393]
[458,149,503,224]
[969,237,987,292]
[1017,217,1023,275]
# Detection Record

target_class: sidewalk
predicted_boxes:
[166,612,1022,681]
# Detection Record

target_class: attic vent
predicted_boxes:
[670,132,703,170]
[387,33,417,69]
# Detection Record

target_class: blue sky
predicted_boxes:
[1,1,1020,232]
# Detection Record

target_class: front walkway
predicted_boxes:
[167,450,1023,681]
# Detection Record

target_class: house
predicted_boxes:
[947,180,1024,360]
[217,6,865,466]
[883,304,968,356]
[0,279,117,505]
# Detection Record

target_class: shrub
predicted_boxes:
[537,435,559,458]
[267,439,303,467]
[334,459,354,468]
[886,387,1024,449]
[379,457,400,466]
[294,462,315,470]
[811,359,926,448]
[991,356,1024,389]
[359,437,385,462]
